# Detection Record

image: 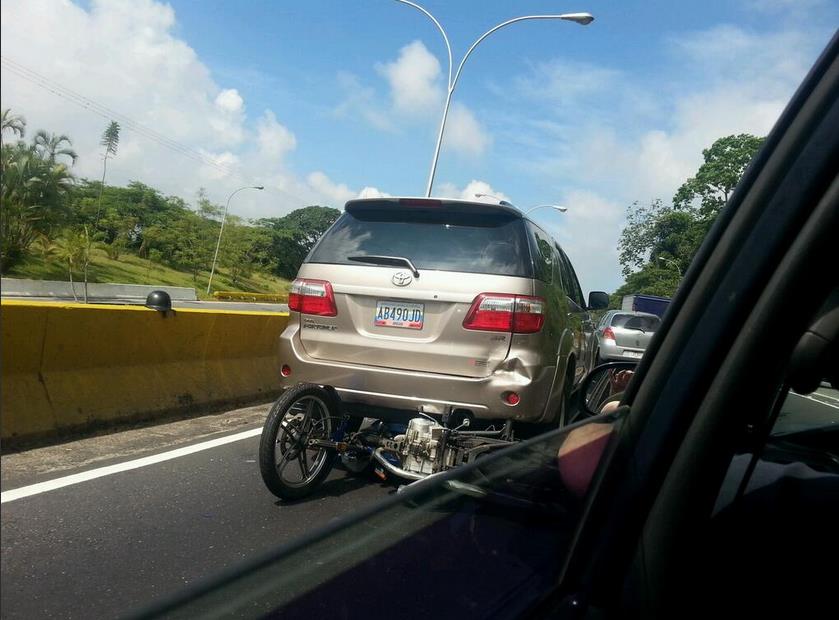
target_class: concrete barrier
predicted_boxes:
[1,278,198,302]
[1,299,289,444]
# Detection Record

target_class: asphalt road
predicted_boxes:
[0,405,393,620]
[2,386,836,619]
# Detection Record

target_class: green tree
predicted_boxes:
[673,134,765,218]
[1,142,75,271]
[33,130,78,165]
[53,228,87,301]
[256,205,341,278]
[618,200,702,278]
[615,134,764,299]
[196,188,223,221]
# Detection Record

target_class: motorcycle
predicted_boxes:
[259,364,636,501]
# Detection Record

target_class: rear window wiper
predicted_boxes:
[348,255,420,278]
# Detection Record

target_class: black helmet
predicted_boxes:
[145,290,172,312]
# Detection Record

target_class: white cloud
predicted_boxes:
[0,0,360,219]
[444,103,491,157]
[306,171,355,206]
[503,21,832,291]
[333,71,395,132]
[256,110,297,159]
[435,180,509,203]
[338,41,490,156]
[549,190,624,292]
[514,59,619,107]
[215,88,243,113]
[742,0,828,13]
[377,40,442,115]
[356,187,392,199]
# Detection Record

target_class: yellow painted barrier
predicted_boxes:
[1,300,289,444]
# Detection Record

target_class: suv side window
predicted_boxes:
[557,247,585,308]
[526,222,553,284]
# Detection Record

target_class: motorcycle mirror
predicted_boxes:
[579,361,639,416]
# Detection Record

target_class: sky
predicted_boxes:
[1,0,836,292]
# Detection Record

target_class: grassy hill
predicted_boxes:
[6,249,291,301]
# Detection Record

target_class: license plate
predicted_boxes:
[624,350,643,359]
[375,301,424,329]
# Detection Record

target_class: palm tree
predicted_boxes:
[1,108,26,148]
[33,130,78,165]
[94,121,120,225]
[1,143,75,272]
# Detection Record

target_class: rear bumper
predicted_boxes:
[278,323,557,423]
[599,340,645,362]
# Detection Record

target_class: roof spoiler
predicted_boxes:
[345,197,523,218]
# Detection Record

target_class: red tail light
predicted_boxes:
[288,279,337,316]
[462,293,545,334]
[603,326,616,341]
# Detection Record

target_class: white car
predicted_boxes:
[593,310,661,364]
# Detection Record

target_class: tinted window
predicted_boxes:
[556,247,585,307]
[308,210,532,277]
[611,314,661,332]
[525,222,553,283]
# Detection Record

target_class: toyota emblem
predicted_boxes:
[392,271,413,287]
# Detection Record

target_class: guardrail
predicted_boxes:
[0,300,289,445]
[212,291,288,303]
[1,277,198,302]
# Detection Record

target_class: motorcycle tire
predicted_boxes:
[259,383,341,501]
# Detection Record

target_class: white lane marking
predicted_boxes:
[788,391,839,410]
[1,427,262,504]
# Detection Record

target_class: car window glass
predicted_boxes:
[141,419,622,618]
[771,380,838,437]
[612,314,661,332]
[557,249,585,307]
[308,210,532,277]
[526,221,553,283]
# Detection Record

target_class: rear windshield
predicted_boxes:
[611,314,661,331]
[307,209,532,277]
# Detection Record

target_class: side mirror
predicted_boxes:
[587,291,609,310]
[578,361,638,416]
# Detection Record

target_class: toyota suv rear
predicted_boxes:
[278,197,608,426]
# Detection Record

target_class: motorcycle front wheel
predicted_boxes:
[259,384,339,501]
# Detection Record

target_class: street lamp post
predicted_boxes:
[474,193,567,216]
[658,256,682,276]
[525,204,568,216]
[395,1,594,196]
[206,185,264,295]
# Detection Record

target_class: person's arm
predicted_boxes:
[556,423,614,497]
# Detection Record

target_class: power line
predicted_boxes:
[1,56,237,176]
[0,55,310,209]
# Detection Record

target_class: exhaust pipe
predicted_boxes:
[371,448,427,481]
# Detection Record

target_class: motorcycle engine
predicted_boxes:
[400,418,449,475]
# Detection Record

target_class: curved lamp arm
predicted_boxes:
[394,0,453,88]
[452,14,593,94]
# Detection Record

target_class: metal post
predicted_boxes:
[394,2,594,197]
[206,185,263,295]
[525,204,568,216]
